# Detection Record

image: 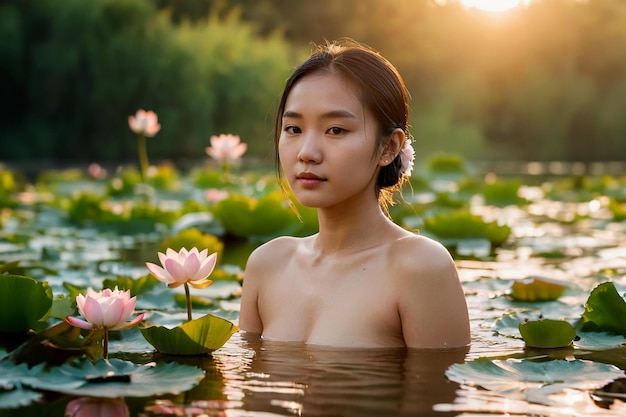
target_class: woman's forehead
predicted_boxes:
[285,73,364,116]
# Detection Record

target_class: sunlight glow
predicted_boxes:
[460,0,529,12]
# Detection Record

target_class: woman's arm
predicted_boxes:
[238,248,264,334]
[396,237,471,349]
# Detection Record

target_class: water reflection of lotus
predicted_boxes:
[65,397,129,417]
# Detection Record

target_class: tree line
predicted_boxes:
[2,0,626,164]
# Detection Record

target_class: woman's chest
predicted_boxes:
[258,258,404,347]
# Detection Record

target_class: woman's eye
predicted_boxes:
[327,127,346,135]
[284,126,301,134]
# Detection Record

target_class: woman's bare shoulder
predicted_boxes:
[389,233,457,281]
[245,235,307,270]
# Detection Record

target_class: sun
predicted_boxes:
[460,0,529,12]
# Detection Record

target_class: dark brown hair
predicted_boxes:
[275,39,411,211]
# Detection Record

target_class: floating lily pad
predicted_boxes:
[492,312,533,338]
[174,293,214,309]
[422,209,511,248]
[0,275,53,332]
[508,276,568,302]
[25,358,204,398]
[212,192,300,239]
[581,281,626,336]
[102,275,159,297]
[140,313,238,355]
[575,331,626,351]
[0,362,42,409]
[446,358,624,405]
[519,319,576,348]
[0,387,42,410]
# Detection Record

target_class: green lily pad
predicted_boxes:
[519,319,576,348]
[0,387,42,410]
[173,293,214,309]
[212,192,300,239]
[102,274,159,297]
[0,362,43,409]
[581,281,626,336]
[446,358,624,405]
[492,312,533,338]
[508,276,568,302]
[422,209,511,247]
[0,275,53,332]
[25,358,204,398]
[140,313,238,355]
[575,331,626,351]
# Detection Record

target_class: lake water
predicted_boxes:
[2,171,626,416]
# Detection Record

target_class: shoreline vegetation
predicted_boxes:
[3,0,626,164]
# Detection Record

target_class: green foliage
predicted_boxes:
[0,275,53,332]
[446,358,623,400]
[212,191,303,240]
[193,169,226,189]
[146,164,180,191]
[519,319,576,348]
[140,312,239,355]
[0,168,19,209]
[5,1,626,162]
[158,228,224,259]
[1,0,294,162]
[426,153,467,175]
[483,177,530,207]
[66,193,109,223]
[27,357,205,397]
[102,275,160,297]
[581,281,626,336]
[65,191,179,231]
[174,293,214,309]
[106,169,143,196]
[608,198,626,222]
[422,209,511,247]
[508,276,567,302]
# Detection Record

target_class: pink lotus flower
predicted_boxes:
[146,247,217,290]
[66,397,129,417]
[66,288,144,331]
[128,109,161,137]
[66,288,144,358]
[206,188,229,203]
[87,162,107,180]
[205,134,247,164]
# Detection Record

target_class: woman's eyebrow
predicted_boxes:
[282,110,357,119]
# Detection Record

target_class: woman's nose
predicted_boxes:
[297,134,322,164]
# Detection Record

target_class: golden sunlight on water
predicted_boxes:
[460,0,531,12]
[214,333,467,417]
[434,0,532,12]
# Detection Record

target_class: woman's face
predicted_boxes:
[278,72,384,210]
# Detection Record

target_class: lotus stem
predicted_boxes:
[184,283,192,322]
[222,162,231,184]
[137,134,149,181]
[103,328,109,359]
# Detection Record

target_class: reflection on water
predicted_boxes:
[6,170,626,416]
[210,332,467,416]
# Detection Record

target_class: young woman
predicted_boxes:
[239,39,470,349]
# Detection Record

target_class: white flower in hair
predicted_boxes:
[399,140,415,177]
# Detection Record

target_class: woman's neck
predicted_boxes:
[314,201,396,256]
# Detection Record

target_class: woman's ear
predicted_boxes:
[379,129,406,166]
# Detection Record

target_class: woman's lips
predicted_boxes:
[296,172,326,187]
